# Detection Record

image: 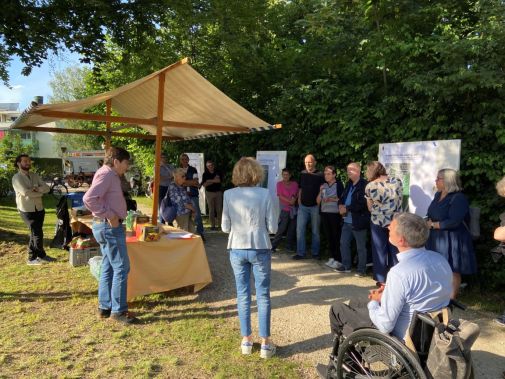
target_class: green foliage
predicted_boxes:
[24,0,505,287]
[0,133,33,196]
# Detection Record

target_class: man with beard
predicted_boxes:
[12,154,53,265]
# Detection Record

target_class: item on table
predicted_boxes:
[139,224,160,242]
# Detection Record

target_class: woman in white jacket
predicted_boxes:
[222,157,278,358]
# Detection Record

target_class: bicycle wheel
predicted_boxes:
[336,329,426,379]
[51,184,68,199]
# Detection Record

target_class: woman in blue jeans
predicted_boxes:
[221,157,278,359]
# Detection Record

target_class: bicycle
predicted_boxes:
[49,176,69,199]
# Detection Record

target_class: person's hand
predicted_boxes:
[32,187,38,192]
[368,286,384,302]
[108,216,120,228]
[339,204,347,216]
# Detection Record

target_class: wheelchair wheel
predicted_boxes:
[336,329,426,379]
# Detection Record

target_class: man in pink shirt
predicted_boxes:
[83,147,137,324]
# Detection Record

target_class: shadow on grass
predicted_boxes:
[279,333,334,358]
[0,290,96,302]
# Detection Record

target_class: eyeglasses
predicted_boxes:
[435,177,444,181]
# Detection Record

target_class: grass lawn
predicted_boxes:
[0,195,300,378]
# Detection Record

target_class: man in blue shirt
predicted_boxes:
[336,162,370,276]
[329,212,452,341]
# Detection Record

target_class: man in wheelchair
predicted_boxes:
[322,213,455,378]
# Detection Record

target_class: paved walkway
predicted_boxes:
[197,231,505,378]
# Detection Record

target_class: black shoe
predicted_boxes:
[98,308,111,318]
[39,255,56,262]
[292,254,305,260]
[271,247,277,252]
[110,311,138,325]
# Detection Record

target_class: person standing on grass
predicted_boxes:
[12,154,54,265]
[222,157,278,359]
[83,147,138,325]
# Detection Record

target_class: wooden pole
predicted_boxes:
[105,99,112,149]
[152,72,165,222]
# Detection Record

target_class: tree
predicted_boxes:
[48,65,103,151]
[0,132,33,196]
[0,0,169,84]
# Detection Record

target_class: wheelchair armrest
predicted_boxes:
[416,313,436,328]
[449,299,467,311]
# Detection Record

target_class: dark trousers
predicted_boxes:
[370,222,399,284]
[271,210,297,250]
[329,300,375,337]
[19,209,46,261]
[321,212,342,262]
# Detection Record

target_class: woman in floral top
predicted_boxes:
[364,161,403,285]
[168,168,195,232]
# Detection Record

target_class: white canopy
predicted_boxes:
[10,58,280,140]
[10,58,280,221]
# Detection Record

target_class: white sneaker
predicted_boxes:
[260,344,276,359]
[241,341,253,355]
[332,261,343,269]
[325,258,335,268]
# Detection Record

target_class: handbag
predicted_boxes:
[160,190,177,223]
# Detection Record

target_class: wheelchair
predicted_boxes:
[318,300,470,379]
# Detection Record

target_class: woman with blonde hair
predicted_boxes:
[425,168,477,299]
[222,157,278,358]
[165,168,195,232]
[364,161,403,285]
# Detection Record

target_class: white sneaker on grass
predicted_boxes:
[241,341,253,355]
[26,258,43,266]
[260,344,276,359]
[325,258,335,268]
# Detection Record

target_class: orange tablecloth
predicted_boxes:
[126,226,212,299]
[71,215,212,300]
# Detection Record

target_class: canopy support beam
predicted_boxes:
[16,126,183,141]
[36,109,252,132]
[152,72,166,222]
[105,99,112,149]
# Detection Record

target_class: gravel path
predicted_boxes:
[196,230,505,378]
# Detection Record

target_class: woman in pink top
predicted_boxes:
[271,168,299,252]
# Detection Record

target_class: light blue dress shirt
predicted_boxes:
[368,247,452,340]
[222,186,278,249]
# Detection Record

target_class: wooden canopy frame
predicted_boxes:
[11,58,281,221]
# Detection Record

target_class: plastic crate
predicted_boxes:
[69,247,89,267]
[88,247,101,259]
[69,247,102,267]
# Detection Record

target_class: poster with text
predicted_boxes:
[256,151,287,213]
[378,140,460,216]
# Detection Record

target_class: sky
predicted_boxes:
[0,51,84,111]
